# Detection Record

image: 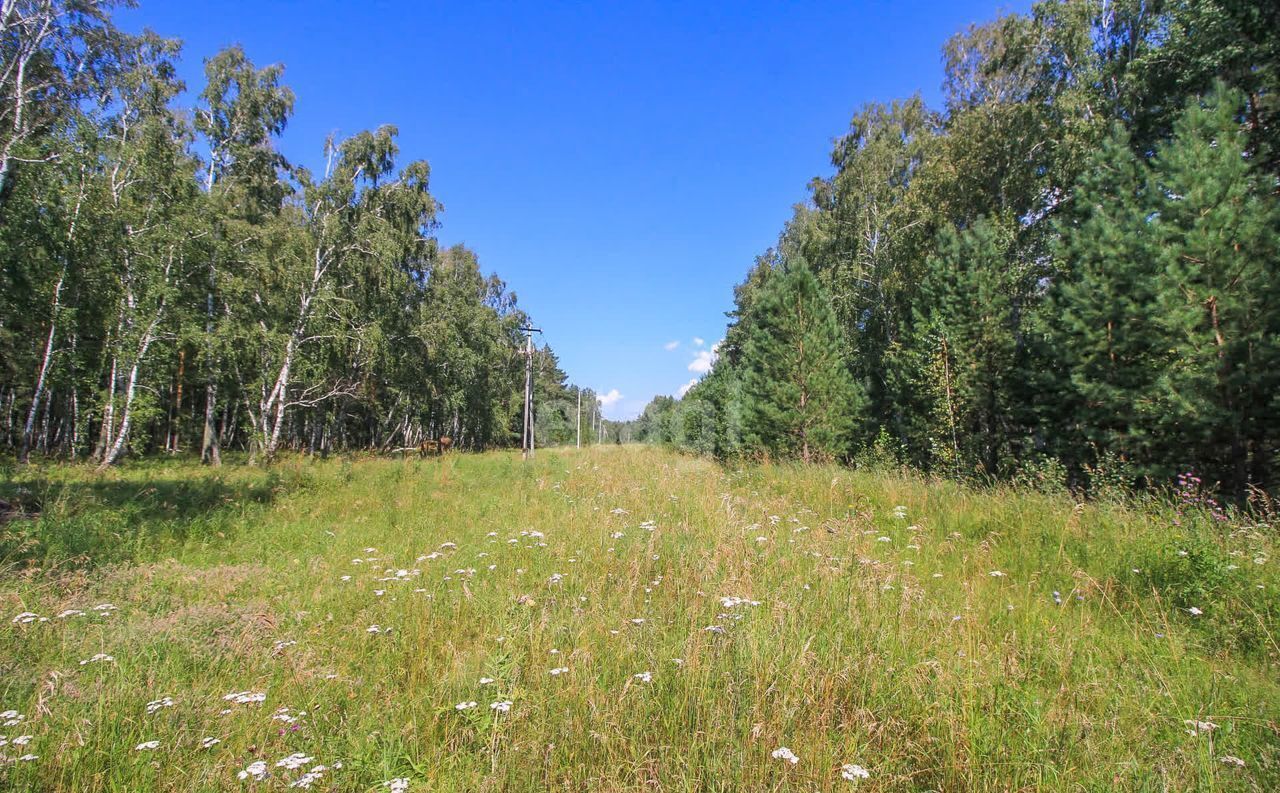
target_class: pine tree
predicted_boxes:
[1148,88,1280,492]
[739,258,862,462]
[1051,88,1280,493]
[1046,123,1167,481]
[915,216,1028,477]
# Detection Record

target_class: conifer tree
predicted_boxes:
[739,258,861,462]
[1148,88,1280,492]
[1045,123,1166,479]
[1051,88,1280,492]
[915,217,1027,477]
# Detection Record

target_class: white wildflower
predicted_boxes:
[238,760,269,781]
[79,653,115,665]
[276,752,313,770]
[145,697,175,714]
[841,763,870,781]
[135,740,160,751]
[222,691,266,705]
[771,746,799,764]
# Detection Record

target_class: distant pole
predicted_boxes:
[576,390,581,449]
[520,326,541,459]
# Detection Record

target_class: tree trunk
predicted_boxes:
[168,348,185,453]
[19,265,65,462]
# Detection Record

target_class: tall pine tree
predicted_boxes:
[739,258,862,462]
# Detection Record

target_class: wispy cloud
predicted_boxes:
[663,340,680,351]
[692,337,705,347]
[597,388,623,407]
[676,378,698,398]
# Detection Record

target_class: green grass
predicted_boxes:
[0,446,1277,791]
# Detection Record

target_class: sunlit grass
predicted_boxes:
[1,446,1276,791]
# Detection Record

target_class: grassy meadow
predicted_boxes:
[0,446,1277,791]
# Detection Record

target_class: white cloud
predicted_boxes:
[676,378,698,398]
[692,337,705,347]
[663,340,680,351]
[688,349,716,374]
[687,340,722,375]
[597,388,623,407]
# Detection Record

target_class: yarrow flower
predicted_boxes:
[384,779,410,792]
[1185,719,1219,735]
[79,653,115,665]
[549,667,569,676]
[841,763,870,781]
[238,760,269,781]
[223,691,267,705]
[771,746,799,764]
[201,737,221,748]
[454,701,477,711]
[290,767,329,789]
[634,671,652,683]
[1186,606,1203,616]
[276,753,314,770]
[490,700,513,713]
[145,697,175,714]
[135,740,160,751]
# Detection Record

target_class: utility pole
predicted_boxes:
[576,389,581,449]
[520,326,541,460]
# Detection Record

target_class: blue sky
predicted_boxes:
[120,0,1027,420]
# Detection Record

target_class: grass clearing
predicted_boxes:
[1,446,1277,791]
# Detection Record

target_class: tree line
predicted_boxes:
[630,0,1280,498]
[0,0,601,467]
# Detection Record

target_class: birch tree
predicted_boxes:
[193,45,293,464]
[250,125,436,459]
[92,32,200,469]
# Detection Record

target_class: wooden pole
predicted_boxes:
[519,327,540,460]
[522,333,532,459]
